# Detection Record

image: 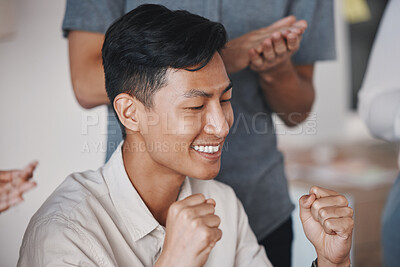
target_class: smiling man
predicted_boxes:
[18,4,353,267]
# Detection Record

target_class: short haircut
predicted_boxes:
[102,4,227,138]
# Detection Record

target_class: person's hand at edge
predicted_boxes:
[0,161,38,213]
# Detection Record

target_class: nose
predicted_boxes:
[204,104,230,138]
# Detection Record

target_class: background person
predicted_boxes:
[358,0,400,265]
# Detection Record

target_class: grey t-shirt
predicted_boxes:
[63,0,335,240]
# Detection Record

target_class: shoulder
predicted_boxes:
[30,167,109,226]
[19,168,111,265]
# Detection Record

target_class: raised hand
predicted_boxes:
[300,186,354,267]
[155,194,222,267]
[221,16,295,74]
[220,16,307,74]
[0,161,38,212]
[249,19,307,74]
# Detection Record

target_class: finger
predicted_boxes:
[268,15,296,31]
[253,43,263,54]
[21,161,39,180]
[11,172,29,187]
[317,206,354,226]
[286,26,302,35]
[279,29,291,37]
[261,38,275,62]
[197,228,222,259]
[201,214,221,228]
[309,186,339,199]
[206,227,223,244]
[293,19,308,32]
[169,194,206,217]
[323,217,354,239]
[256,16,295,40]
[287,33,300,51]
[18,181,37,194]
[249,48,263,68]
[205,198,216,207]
[311,195,349,221]
[0,171,12,183]
[272,32,287,57]
[299,193,316,224]
[184,202,216,218]
[181,194,206,207]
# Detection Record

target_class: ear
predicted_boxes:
[113,93,140,132]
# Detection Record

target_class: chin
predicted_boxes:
[190,166,220,180]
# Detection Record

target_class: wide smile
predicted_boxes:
[191,143,222,161]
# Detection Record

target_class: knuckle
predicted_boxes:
[182,209,194,221]
[168,203,180,216]
[311,199,320,210]
[200,227,212,242]
[324,219,332,229]
[310,186,319,194]
[318,208,328,219]
[193,193,205,203]
[190,217,202,229]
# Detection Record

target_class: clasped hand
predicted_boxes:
[221,15,307,74]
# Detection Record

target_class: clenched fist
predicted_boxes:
[300,186,354,267]
[155,194,222,267]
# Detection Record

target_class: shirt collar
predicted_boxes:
[102,142,193,242]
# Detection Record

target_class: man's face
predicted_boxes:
[136,52,233,179]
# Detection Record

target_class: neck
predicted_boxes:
[122,138,186,226]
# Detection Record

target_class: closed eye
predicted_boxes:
[221,99,231,103]
[188,105,204,110]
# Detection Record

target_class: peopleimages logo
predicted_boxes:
[80,111,317,153]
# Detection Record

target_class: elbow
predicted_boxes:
[284,113,309,127]
[284,104,314,127]
[71,81,99,110]
[75,95,97,110]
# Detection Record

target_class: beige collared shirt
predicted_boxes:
[18,144,271,266]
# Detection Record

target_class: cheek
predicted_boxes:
[225,105,234,129]
[176,113,203,135]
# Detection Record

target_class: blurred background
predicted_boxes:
[0,0,397,266]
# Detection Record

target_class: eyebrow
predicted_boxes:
[183,81,233,99]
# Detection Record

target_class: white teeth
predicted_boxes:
[192,145,220,154]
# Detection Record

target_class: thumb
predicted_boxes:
[270,15,296,30]
[299,194,316,223]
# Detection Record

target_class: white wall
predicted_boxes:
[0,0,368,266]
[0,0,106,266]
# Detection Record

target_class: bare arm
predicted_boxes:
[258,62,315,127]
[246,20,315,127]
[68,31,110,109]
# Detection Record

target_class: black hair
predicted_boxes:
[102,4,227,138]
